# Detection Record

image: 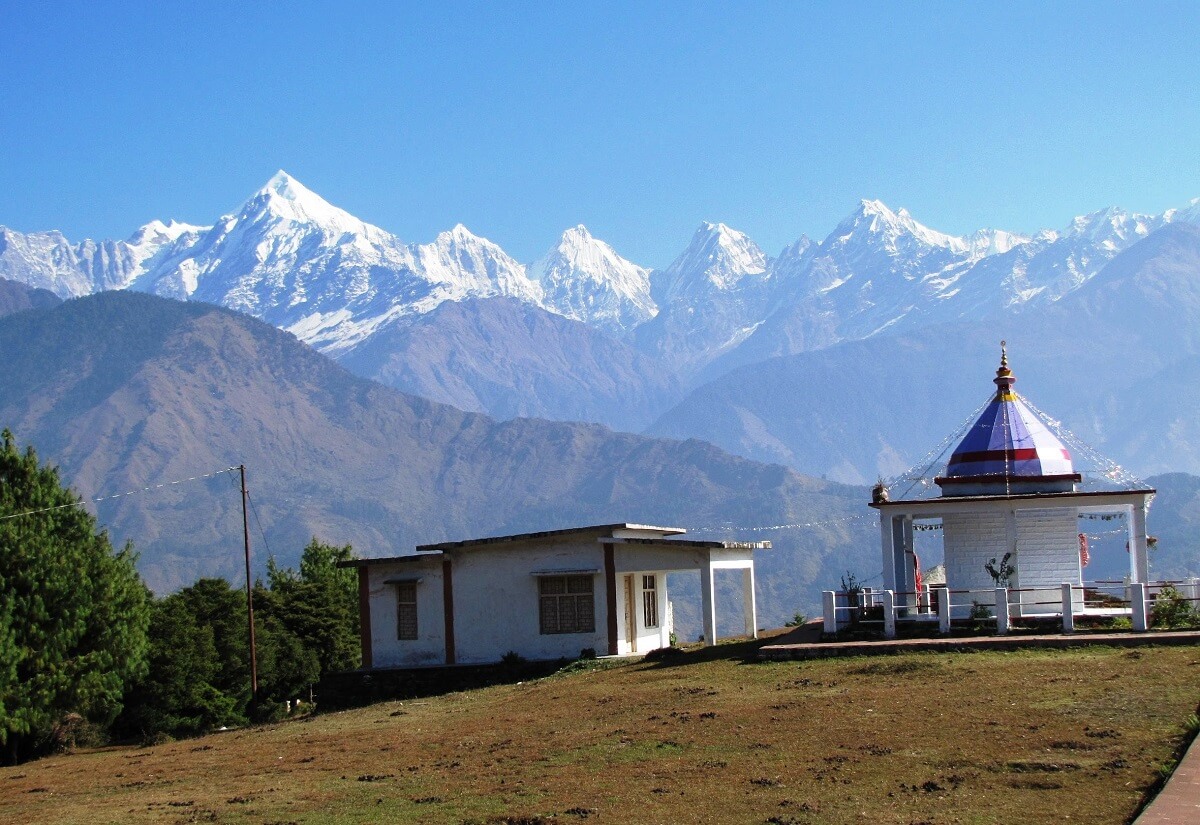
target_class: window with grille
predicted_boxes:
[539,575,595,634]
[642,574,659,629]
[396,581,418,640]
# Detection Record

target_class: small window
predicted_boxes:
[539,575,595,634]
[396,581,418,640]
[642,575,659,629]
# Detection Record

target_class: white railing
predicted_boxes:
[820,576,1200,639]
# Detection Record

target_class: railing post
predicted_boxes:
[882,590,896,639]
[994,588,1009,635]
[937,587,951,634]
[1131,582,1148,632]
[1061,583,1075,634]
[823,591,837,635]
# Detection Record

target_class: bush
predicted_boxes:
[1151,586,1200,630]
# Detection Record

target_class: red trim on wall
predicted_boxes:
[442,558,456,665]
[357,567,372,670]
[604,542,618,656]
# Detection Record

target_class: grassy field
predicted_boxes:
[2,638,1198,824]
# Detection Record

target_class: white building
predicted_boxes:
[872,346,1154,619]
[343,523,768,669]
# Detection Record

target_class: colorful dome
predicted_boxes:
[942,344,1076,484]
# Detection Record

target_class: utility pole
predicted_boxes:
[240,464,258,696]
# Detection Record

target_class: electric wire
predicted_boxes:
[0,465,241,521]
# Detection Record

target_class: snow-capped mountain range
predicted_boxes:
[3,170,1199,401]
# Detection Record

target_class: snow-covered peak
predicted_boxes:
[417,224,541,303]
[540,224,643,277]
[681,221,766,281]
[531,224,655,331]
[1167,198,1200,226]
[238,170,387,240]
[429,223,502,255]
[964,228,1031,257]
[126,218,207,248]
[1064,206,1164,251]
[829,199,976,254]
[557,224,597,252]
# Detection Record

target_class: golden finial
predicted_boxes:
[1000,339,1008,369]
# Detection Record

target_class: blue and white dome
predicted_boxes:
[938,345,1078,495]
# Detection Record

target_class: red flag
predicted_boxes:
[1079,533,1090,567]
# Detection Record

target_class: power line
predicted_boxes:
[0,465,241,522]
[688,512,874,534]
[245,491,273,563]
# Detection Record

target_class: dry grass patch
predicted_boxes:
[1,644,1198,824]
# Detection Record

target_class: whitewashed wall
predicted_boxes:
[943,506,1082,616]
[943,511,1008,608]
[1015,508,1083,614]
[365,557,447,668]
[451,540,610,665]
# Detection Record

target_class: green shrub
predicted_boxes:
[1151,586,1200,630]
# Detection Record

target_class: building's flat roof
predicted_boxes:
[414,523,686,553]
[338,553,441,569]
[607,537,772,551]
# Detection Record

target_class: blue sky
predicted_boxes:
[2,2,1198,266]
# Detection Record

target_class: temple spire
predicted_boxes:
[994,339,1015,397]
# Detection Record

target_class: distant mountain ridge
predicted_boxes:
[648,223,1200,484]
[4,175,1195,383]
[0,290,874,626]
[3,173,1199,433]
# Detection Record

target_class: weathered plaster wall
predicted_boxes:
[450,540,609,665]
[366,557,447,668]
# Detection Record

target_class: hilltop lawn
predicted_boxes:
[1,639,1198,824]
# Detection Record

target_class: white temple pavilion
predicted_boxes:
[870,345,1155,621]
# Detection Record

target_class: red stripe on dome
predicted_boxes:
[949,448,1042,464]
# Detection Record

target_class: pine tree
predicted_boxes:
[0,430,149,763]
[266,538,360,674]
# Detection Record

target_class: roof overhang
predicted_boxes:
[870,487,1155,516]
[603,537,771,551]
[338,552,443,569]
[415,523,686,553]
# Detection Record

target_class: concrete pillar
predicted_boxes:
[742,566,757,639]
[822,590,837,635]
[1061,583,1075,633]
[901,517,916,609]
[1130,501,1150,584]
[700,563,717,646]
[937,586,951,634]
[882,590,896,640]
[995,588,1009,635]
[880,514,897,591]
[1131,582,1149,632]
